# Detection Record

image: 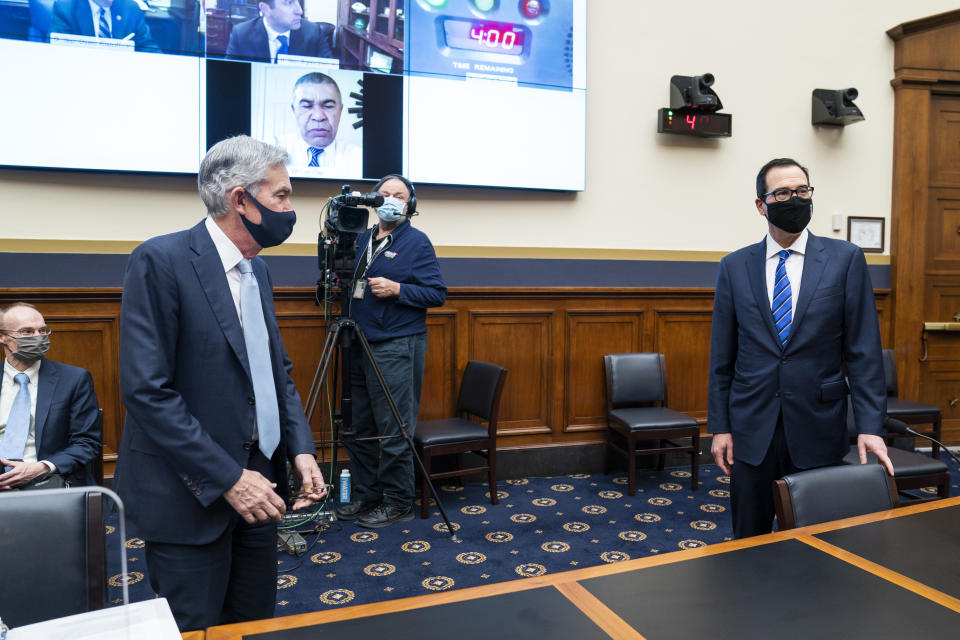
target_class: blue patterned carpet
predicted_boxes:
[105,455,960,615]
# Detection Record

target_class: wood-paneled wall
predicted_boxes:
[0,287,893,477]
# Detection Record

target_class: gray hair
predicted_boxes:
[198,136,290,218]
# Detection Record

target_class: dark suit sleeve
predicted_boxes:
[127,7,158,51]
[120,242,243,506]
[50,1,73,35]
[842,248,886,436]
[225,23,241,58]
[707,258,737,434]
[395,236,447,310]
[45,369,100,477]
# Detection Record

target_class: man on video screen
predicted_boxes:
[226,0,336,63]
[51,0,158,51]
[283,71,361,176]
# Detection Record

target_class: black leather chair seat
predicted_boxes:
[609,407,699,433]
[843,446,949,478]
[416,418,490,447]
[886,397,941,417]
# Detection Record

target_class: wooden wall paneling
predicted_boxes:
[469,311,553,442]
[929,97,960,186]
[46,316,121,460]
[652,310,713,422]
[421,311,457,421]
[564,311,642,433]
[928,189,960,272]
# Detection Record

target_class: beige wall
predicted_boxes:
[2,0,957,258]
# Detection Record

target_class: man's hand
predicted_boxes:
[857,434,895,476]
[0,459,50,490]
[711,433,734,476]
[223,469,286,524]
[368,276,400,298]
[292,453,327,511]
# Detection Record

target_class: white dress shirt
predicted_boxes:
[0,358,55,470]
[262,20,292,62]
[205,215,245,324]
[282,135,363,179]
[765,228,807,313]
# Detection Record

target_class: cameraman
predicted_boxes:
[336,175,446,528]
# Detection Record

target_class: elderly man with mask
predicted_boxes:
[115,135,327,631]
[335,174,447,529]
[0,302,100,490]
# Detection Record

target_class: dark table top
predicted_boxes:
[580,538,959,640]
[816,502,960,599]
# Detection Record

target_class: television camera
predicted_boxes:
[317,185,383,304]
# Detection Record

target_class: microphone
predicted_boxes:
[885,418,960,466]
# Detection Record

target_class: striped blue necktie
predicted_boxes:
[0,373,31,472]
[97,7,111,38]
[237,259,280,459]
[772,249,793,347]
[308,147,322,167]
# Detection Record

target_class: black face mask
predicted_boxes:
[765,196,812,234]
[240,189,296,248]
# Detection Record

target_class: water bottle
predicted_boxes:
[339,468,351,503]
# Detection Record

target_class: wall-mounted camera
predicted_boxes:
[812,88,865,126]
[658,73,731,138]
[670,74,723,112]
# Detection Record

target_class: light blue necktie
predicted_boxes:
[0,373,31,471]
[97,7,111,38]
[307,147,322,167]
[237,259,280,459]
[275,34,289,62]
[772,249,793,347]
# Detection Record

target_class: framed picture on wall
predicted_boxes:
[847,216,885,253]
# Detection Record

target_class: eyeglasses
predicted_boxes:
[762,186,814,202]
[1,327,52,338]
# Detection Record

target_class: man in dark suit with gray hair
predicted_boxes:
[708,157,894,539]
[115,135,327,631]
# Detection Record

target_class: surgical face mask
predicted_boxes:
[241,189,297,248]
[10,334,50,363]
[765,196,812,234]
[376,196,405,223]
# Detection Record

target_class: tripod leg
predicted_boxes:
[304,323,341,423]
[353,326,461,541]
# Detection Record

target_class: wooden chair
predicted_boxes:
[0,488,107,627]
[92,407,104,487]
[774,464,899,530]
[603,353,699,496]
[882,349,943,460]
[414,361,508,519]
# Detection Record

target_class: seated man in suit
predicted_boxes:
[0,302,101,490]
[51,0,158,51]
[282,71,361,177]
[225,0,336,62]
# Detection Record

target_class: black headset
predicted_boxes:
[373,174,417,217]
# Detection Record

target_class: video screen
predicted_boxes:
[0,0,587,190]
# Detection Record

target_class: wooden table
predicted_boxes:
[205,497,960,639]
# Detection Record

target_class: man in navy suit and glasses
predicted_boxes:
[708,157,894,539]
[115,136,327,631]
[225,0,336,62]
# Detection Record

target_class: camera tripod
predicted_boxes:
[303,312,461,542]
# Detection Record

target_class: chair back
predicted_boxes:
[0,489,107,627]
[93,407,104,486]
[881,348,898,397]
[456,361,507,431]
[604,353,667,410]
[774,464,898,530]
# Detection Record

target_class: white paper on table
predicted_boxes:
[8,598,180,640]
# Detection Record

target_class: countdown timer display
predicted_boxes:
[442,18,529,56]
[657,108,732,138]
[408,0,579,90]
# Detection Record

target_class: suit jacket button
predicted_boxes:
[775,391,781,397]
[781,358,787,364]
[248,397,256,405]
